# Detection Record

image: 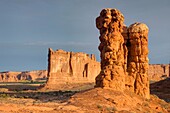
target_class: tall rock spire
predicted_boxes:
[95,8,126,91]
[95,9,150,99]
[127,22,150,99]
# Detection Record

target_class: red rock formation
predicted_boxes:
[0,70,47,82]
[148,64,169,81]
[95,9,126,91]
[44,48,100,89]
[127,22,150,99]
[95,9,150,99]
[0,72,20,82]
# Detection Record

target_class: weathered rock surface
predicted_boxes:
[0,70,47,82]
[126,22,150,99]
[95,8,150,99]
[44,48,100,90]
[95,8,126,91]
[148,64,169,81]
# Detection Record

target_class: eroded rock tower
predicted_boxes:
[127,23,150,99]
[95,8,150,99]
[95,9,126,91]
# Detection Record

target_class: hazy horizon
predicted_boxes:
[0,0,170,71]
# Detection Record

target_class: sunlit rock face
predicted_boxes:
[95,8,150,99]
[44,48,100,90]
[0,70,47,82]
[127,22,150,99]
[95,8,126,91]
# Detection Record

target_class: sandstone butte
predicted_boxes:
[43,48,100,90]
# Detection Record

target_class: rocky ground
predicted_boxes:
[0,79,169,113]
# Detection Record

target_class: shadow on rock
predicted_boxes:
[150,78,170,102]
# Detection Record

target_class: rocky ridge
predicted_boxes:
[0,70,47,82]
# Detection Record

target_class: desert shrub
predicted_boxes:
[97,104,103,111]
[106,106,117,112]
[0,94,10,98]
[142,102,149,107]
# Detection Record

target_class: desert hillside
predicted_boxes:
[0,85,169,113]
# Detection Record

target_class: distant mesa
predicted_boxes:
[0,70,47,82]
[42,48,100,90]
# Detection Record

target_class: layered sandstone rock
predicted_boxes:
[127,22,150,99]
[44,48,100,89]
[95,9,126,91]
[0,70,47,82]
[0,72,20,82]
[18,70,47,81]
[95,8,150,99]
[148,64,169,81]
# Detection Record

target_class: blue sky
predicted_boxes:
[0,0,170,71]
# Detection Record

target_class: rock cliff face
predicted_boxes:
[44,48,100,89]
[95,8,150,99]
[148,64,169,81]
[0,70,47,82]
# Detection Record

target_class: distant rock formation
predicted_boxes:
[43,48,100,90]
[148,64,170,81]
[0,72,20,82]
[0,70,47,82]
[95,8,150,99]
[0,64,167,83]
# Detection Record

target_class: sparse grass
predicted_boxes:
[142,102,149,107]
[162,104,170,110]
[0,94,10,98]
[145,97,150,102]
[97,104,103,111]
[106,106,117,113]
